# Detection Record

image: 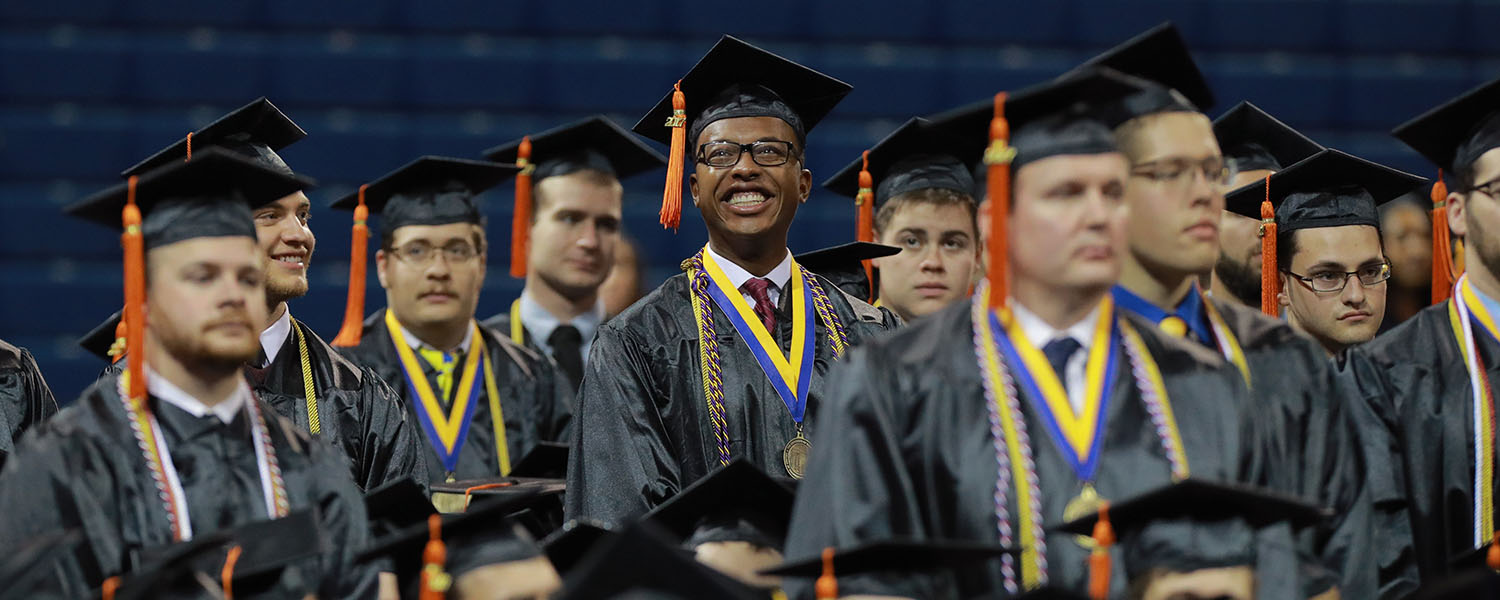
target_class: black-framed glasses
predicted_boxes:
[1466,177,1500,199]
[696,140,798,168]
[390,241,479,265]
[1130,157,1233,189]
[1283,262,1391,293]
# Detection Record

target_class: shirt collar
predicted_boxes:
[1009,298,1102,351]
[518,291,606,349]
[703,244,793,292]
[398,320,474,355]
[259,308,293,366]
[146,367,250,425]
[1111,282,1215,344]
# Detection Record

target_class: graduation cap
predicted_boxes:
[556,521,765,600]
[0,530,83,600]
[924,67,1151,311]
[1223,149,1426,314]
[484,116,668,279]
[357,491,551,597]
[77,310,124,363]
[633,35,853,231]
[822,118,976,251]
[1068,22,1215,125]
[363,476,436,539]
[326,156,520,347]
[1212,101,1324,177]
[121,97,306,178]
[762,539,1016,579]
[794,241,901,303]
[428,476,566,515]
[642,458,795,552]
[509,441,569,479]
[542,520,615,576]
[111,510,327,600]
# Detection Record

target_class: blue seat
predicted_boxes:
[279,113,415,183]
[0,186,120,260]
[0,0,120,24]
[267,40,407,108]
[1339,57,1471,129]
[1467,1,1500,54]
[1068,2,1209,48]
[674,5,814,40]
[937,2,1072,45]
[0,263,120,336]
[528,0,674,37]
[261,0,397,30]
[0,111,133,180]
[808,0,937,42]
[1202,0,1334,52]
[116,0,263,27]
[1203,55,1341,130]
[539,40,686,113]
[817,45,947,118]
[127,39,269,105]
[0,36,131,102]
[943,48,1082,110]
[406,40,541,111]
[1335,0,1464,54]
[395,0,530,34]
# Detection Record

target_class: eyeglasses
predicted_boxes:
[1466,178,1500,200]
[1283,262,1391,293]
[1130,157,1232,190]
[390,241,479,265]
[696,140,798,168]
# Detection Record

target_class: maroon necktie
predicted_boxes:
[741,277,778,332]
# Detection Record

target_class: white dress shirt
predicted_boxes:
[704,244,793,309]
[147,367,250,425]
[1009,300,1102,415]
[519,291,605,365]
[399,321,475,355]
[257,308,293,367]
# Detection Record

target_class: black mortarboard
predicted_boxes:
[557,521,765,600]
[122,97,306,177]
[642,458,795,552]
[1069,22,1216,124]
[67,148,313,250]
[823,117,976,208]
[363,476,436,539]
[762,539,1016,578]
[429,476,566,515]
[1224,149,1428,230]
[0,531,83,600]
[633,35,851,149]
[1393,78,1500,176]
[328,156,519,230]
[113,510,326,600]
[926,67,1151,175]
[484,116,667,182]
[1213,101,1325,175]
[77,310,123,362]
[794,241,901,302]
[358,491,548,593]
[542,520,615,576]
[509,441,570,480]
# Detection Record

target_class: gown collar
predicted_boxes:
[1111,282,1215,345]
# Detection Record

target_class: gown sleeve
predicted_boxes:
[301,431,381,600]
[352,367,431,493]
[1,347,59,446]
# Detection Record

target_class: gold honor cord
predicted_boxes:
[509,298,525,346]
[1450,276,1497,546]
[291,319,320,435]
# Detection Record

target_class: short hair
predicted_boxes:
[1277,225,1385,274]
[872,187,978,238]
[532,169,621,219]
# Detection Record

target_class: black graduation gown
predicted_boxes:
[481,303,542,356]
[565,271,900,527]
[1208,298,1391,598]
[342,312,573,484]
[246,317,429,492]
[1340,301,1492,587]
[0,375,377,598]
[781,300,1257,599]
[0,339,58,460]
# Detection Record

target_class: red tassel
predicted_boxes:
[1260,175,1279,316]
[421,514,449,600]
[856,151,876,302]
[1089,502,1116,600]
[1432,172,1455,304]
[985,92,1014,311]
[108,317,127,364]
[1488,531,1500,571]
[221,545,242,600]
[660,81,687,231]
[511,136,534,278]
[330,184,369,348]
[122,176,147,402]
[815,547,838,599]
[101,576,120,600]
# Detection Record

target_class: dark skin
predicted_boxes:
[688,116,813,276]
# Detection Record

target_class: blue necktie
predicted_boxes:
[1042,337,1082,392]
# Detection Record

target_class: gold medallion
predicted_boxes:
[1062,483,1105,549]
[783,433,811,480]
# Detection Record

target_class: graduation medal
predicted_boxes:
[684,248,850,478]
[386,310,512,477]
[970,281,1187,591]
[1448,276,1499,546]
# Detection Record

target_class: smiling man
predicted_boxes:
[335,156,572,486]
[822,117,980,322]
[565,36,898,526]
[117,98,427,493]
[481,116,667,391]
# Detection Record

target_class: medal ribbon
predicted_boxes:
[700,251,815,425]
[1450,275,1498,546]
[508,298,525,346]
[387,311,508,474]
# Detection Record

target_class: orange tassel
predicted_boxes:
[1260,175,1279,316]
[221,544,242,600]
[659,81,687,231]
[511,136,534,278]
[815,547,838,599]
[856,151,876,302]
[122,176,147,402]
[331,184,370,348]
[1432,172,1455,304]
[421,514,449,600]
[1488,531,1500,571]
[984,92,1014,311]
[1088,502,1116,600]
[184,131,192,162]
[101,576,120,600]
[108,317,127,364]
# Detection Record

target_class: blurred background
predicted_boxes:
[1,0,1494,402]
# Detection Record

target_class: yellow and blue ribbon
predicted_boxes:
[387,310,486,474]
[700,252,814,425]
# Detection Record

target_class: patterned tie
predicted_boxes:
[741,277,778,332]
[417,347,457,405]
[1042,337,1083,393]
[548,325,585,391]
